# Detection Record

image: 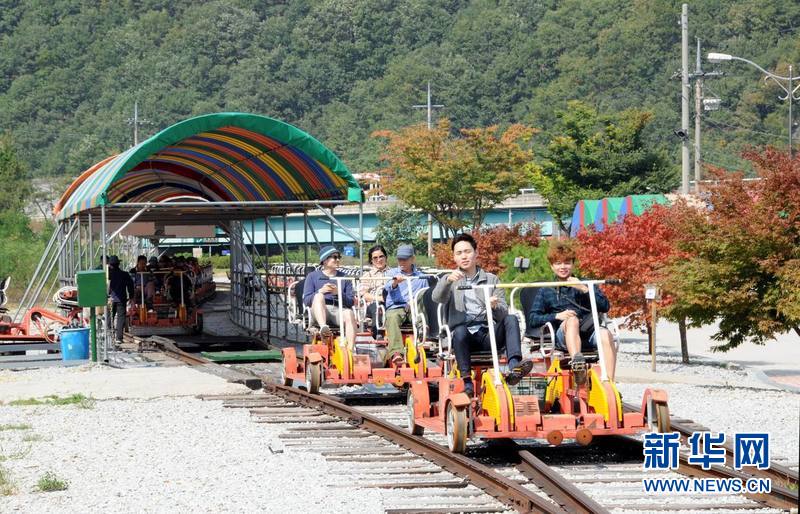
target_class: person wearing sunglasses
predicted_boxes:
[302,245,357,348]
[360,244,389,337]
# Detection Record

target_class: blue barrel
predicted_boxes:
[60,327,90,361]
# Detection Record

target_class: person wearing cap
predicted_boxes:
[108,255,134,344]
[382,244,428,367]
[302,245,357,348]
[432,233,532,396]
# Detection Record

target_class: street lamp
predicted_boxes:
[707,52,800,157]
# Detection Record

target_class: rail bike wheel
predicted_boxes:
[406,389,424,436]
[648,398,671,433]
[446,403,468,453]
[280,363,292,387]
[306,361,322,394]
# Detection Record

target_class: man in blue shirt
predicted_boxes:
[302,245,357,349]
[383,244,429,367]
[527,241,616,381]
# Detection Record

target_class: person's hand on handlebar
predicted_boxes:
[566,276,588,293]
[555,309,577,321]
[391,275,407,288]
[447,270,465,283]
[321,283,337,294]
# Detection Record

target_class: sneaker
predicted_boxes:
[463,379,475,397]
[570,352,588,386]
[505,359,534,386]
[390,352,404,367]
[319,325,332,337]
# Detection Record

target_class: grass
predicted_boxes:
[0,464,14,496]
[9,394,95,409]
[0,423,31,431]
[36,471,68,492]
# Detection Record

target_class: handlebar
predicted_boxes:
[457,278,622,290]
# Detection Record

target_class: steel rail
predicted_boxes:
[263,383,564,514]
[623,402,798,490]
[515,450,609,514]
[672,451,799,511]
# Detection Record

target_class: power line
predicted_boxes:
[704,118,785,139]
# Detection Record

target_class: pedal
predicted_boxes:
[571,360,588,386]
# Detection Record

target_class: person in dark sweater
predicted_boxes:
[108,255,134,344]
[302,245,356,349]
[527,241,616,381]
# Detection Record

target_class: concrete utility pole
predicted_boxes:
[680,4,691,194]
[412,82,444,257]
[694,39,703,193]
[125,100,151,147]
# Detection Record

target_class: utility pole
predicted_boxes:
[125,100,151,147]
[412,82,444,257]
[680,3,690,195]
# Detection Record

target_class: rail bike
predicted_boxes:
[406,279,671,453]
[127,269,204,336]
[281,274,445,394]
[0,277,85,346]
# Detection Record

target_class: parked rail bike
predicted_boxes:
[127,262,214,336]
[0,277,85,345]
[406,279,671,453]
[282,274,446,393]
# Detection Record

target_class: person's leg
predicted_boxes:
[562,315,581,357]
[451,325,472,378]
[365,302,378,338]
[496,314,523,367]
[114,302,125,342]
[384,308,408,362]
[311,293,330,334]
[343,309,357,350]
[594,328,616,381]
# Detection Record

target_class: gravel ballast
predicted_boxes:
[0,397,384,513]
[616,340,799,468]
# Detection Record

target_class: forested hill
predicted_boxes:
[1,0,799,180]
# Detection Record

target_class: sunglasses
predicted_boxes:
[371,254,386,260]
[329,254,342,260]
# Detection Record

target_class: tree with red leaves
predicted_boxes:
[434,223,540,275]
[574,201,702,361]
[662,149,800,350]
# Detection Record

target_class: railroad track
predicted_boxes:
[143,336,798,513]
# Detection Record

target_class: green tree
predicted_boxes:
[532,101,677,231]
[373,204,426,255]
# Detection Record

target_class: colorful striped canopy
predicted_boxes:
[54,113,362,220]
[569,199,600,237]
[617,194,669,221]
[593,196,625,232]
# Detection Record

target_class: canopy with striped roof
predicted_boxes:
[54,113,362,221]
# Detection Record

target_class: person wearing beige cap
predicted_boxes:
[382,244,428,367]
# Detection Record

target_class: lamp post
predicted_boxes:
[708,52,800,157]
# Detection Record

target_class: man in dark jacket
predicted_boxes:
[108,255,134,344]
[527,241,616,381]
[432,233,532,396]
